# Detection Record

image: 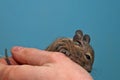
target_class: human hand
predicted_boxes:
[0,46,93,80]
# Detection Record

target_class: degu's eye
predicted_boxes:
[85,53,91,60]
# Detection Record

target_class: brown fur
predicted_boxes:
[46,30,94,72]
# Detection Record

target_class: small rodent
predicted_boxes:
[46,30,94,72]
[4,29,94,72]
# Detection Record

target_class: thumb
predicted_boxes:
[11,46,56,65]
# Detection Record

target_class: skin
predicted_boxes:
[0,46,93,80]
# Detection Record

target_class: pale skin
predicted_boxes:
[0,46,93,80]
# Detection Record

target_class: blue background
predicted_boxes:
[0,0,120,79]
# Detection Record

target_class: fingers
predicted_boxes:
[11,46,63,65]
[0,57,18,65]
[0,46,67,80]
[0,63,52,80]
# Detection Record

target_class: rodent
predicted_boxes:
[46,30,94,72]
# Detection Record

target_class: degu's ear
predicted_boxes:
[73,30,83,41]
[83,34,90,44]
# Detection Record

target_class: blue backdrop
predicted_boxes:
[0,0,120,80]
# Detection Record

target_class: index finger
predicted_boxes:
[11,46,65,66]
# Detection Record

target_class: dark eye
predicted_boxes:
[85,54,91,60]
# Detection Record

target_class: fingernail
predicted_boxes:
[12,46,24,52]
